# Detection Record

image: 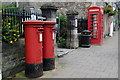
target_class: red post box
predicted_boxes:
[42,21,56,71]
[22,20,44,78]
[88,6,103,45]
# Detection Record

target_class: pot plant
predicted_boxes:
[108,11,117,16]
[104,5,113,13]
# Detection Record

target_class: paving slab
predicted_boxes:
[40,31,118,78]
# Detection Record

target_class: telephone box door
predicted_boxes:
[88,13,101,44]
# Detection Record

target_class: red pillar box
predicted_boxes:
[42,21,56,71]
[22,20,44,78]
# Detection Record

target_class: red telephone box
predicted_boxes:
[88,6,103,45]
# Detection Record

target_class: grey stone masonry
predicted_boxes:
[2,39,25,79]
[40,3,58,22]
[40,3,58,56]
[66,9,79,49]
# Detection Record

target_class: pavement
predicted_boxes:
[40,31,118,78]
[8,30,118,79]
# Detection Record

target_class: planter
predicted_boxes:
[108,11,117,16]
[104,6,113,13]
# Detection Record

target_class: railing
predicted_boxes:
[2,7,42,38]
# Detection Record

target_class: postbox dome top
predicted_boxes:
[22,20,56,25]
[22,20,44,25]
[43,21,56,25]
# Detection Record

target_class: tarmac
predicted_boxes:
[40,31,118,78]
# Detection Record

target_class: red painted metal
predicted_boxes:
[88,6,103,45]
[22,20,44,64]
[42,21,56,59]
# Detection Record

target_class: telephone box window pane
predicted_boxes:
[91,36,97,39]
[91,14,97,16]
[93,15,97,17]
[90,27,93,29]
[91,18,94,19]
[91,21,98,23]
[93,30,97,32]
[93,27,97,29]
[93,17,97,20]
[93,21,97,23]
[91,14,97,17]
[93,24,97,26]
[94,33,97,35]
[93,37,97,39]
[91,18,97,20]
[91,21,93,23]
[91,30,93,32]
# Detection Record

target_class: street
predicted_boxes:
[40,31,118,78]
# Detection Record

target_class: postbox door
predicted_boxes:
[88,12,101,44]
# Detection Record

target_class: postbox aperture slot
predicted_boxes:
[52,28,56,31]
[38,29,43,31]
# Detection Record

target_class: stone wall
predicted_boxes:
[2,39,25,78]
[19,2,92,18]
[18,2,106,18]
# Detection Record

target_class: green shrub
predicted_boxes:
[57,13,67,48]
[58,37,66,48]
[2,3,20,44]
